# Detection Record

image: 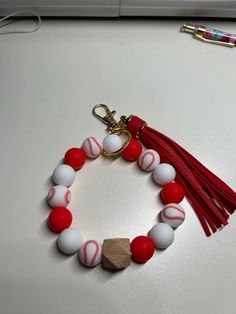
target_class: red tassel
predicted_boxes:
[127,115,236,237]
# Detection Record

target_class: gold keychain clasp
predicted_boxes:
[92,104,118,130]
[92,104,132,157]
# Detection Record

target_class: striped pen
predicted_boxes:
[181,23,236,48]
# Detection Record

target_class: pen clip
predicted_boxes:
[194,33,235,48]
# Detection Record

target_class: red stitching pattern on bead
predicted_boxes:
[92,137,102,152]
[83,240,100,266]
[48,187,56,202]
[162,205,185,221]
[87,137,102,157]
[64,191,70,205]
[140,151,155,170]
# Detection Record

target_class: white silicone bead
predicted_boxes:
[57,228,83,255]
[138,149,160,171]
[52,164,76,187]
[82,136,103,159]
[153,163,176,185]
[102,134,123,153]
[161,203,185,228]
[78,240,102,267]
[149,223,175,249]
[47,185,71,208]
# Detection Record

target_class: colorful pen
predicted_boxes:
[181,23,236,48]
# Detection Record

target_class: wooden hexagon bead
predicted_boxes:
[102,238,131,270]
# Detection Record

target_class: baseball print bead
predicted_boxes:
[161,182,185,204]
[82,137,103,159]
[130,236,155,263]
[161,203,185,229]
[48,207,73,233]
[153,163,176,186]
[138,149,160,171]
[52,164,76,187]
[64,147,86,170]
[149,223,175,249]
[45,123,191,273]
[121,138,142,161]
[79,240,102,267]
[47,185,71,208]
[57,228,83,255]
[102,134,123,153]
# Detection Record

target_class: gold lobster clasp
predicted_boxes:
[92,104,118,130]
[92,104,132,157]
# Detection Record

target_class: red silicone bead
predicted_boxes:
[131,235,155,263]
[121,138,143,161]
[161,182,185,204]
[48,207,72,233]
[64,147,86,170]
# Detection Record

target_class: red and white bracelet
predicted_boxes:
[46,129,186,270]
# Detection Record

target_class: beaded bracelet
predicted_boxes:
[46,113,186,271]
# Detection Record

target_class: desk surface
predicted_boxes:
[0,19,236,314]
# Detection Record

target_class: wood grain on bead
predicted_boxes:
[102,238,131,270]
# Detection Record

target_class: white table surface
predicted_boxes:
[0,18,236,314]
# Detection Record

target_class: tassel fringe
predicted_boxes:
[127,116,236,236]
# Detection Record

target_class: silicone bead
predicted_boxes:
[161,203,185,229]
[161,182,185,204]
[102,134,123,153]
[52,164,76,187]
[121,138,142,161]
[78,240,102,267]
[48,207,73,233]
[130,236,155,263]
[82,137,103,159]
[138,149,160,171]
[153,163,176,186]
[149,223,175,249]
[57,228,83,255]
[64,148,86,170]
[47,185,71,208]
